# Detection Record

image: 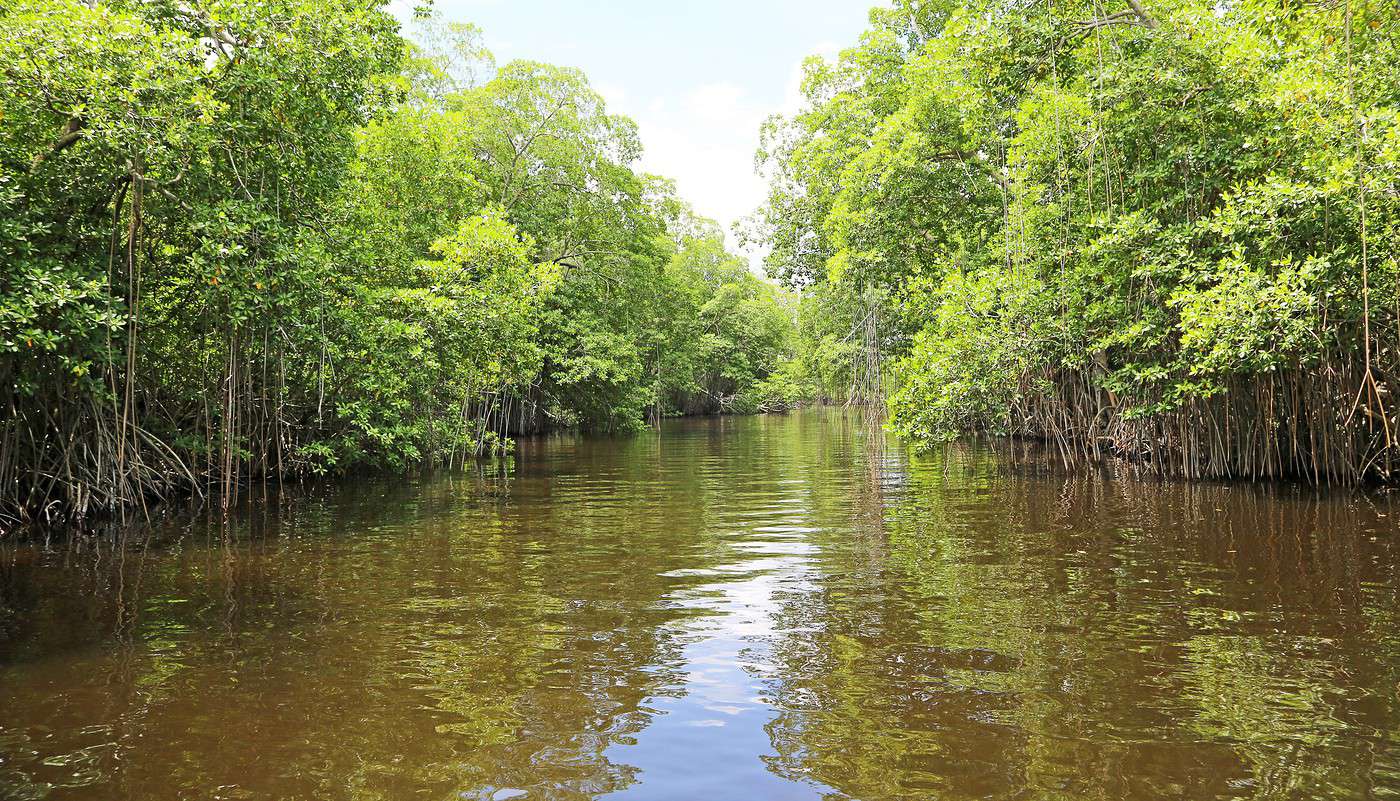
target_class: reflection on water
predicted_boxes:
[2,410,1399,800]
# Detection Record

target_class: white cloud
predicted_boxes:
[604,46,845,273]
[684,82,752,125]
[600,79,775,264]
[634,119,766,230]
[594,82,628,108]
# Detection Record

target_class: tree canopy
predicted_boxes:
[0,3,796,524]
[754,0,1400,483]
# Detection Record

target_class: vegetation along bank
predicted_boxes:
[0,3,797,526]
[752,0,1400,484]
[6,0,1400,527]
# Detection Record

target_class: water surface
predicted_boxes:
[3,410,1399,800]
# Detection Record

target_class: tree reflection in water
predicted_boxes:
[2,411,1399,800]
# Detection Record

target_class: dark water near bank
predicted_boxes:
[3,410,1400,801]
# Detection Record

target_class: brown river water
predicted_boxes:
[2,409,1399,800]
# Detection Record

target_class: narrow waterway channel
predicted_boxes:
[2,410,1399,800]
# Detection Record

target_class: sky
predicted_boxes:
[391,0,880,261]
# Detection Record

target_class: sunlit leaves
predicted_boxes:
[762,0,1400,464]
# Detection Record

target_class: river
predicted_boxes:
[2,409,1398,800]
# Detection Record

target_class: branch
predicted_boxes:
[29,117,84,173]
[1048,3,1157,60]
[546,248,616,264]
[1069,9,1138,34]
[87,173,131,216]
[1124,0,1159,28]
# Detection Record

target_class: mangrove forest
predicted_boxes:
[4,1,1400,800]
[752,0,1400,485]
[1,2,796,525]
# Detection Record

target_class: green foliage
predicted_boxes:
[0,3,793,523]
[890,267,1047,443]
[759,0,1400,480]
[660,222,795,414]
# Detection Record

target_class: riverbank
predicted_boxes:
[0,409,789,538]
